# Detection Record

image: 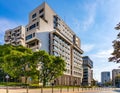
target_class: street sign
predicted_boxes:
[5,75,9,79]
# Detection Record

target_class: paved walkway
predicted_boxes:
[0,87,119,93]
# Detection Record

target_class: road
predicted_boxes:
[82,89,120,93]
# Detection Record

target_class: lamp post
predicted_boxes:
[5,75,9,93]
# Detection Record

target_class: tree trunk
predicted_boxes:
[25,77,29,93]
[25,77,28,84]
[43,77,47,87]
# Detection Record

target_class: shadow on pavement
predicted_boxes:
[113,89,120,93]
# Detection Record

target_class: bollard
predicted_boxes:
[6,85,8,93]
[67,86,69,92]
[5,75,9,93]
[60,86,62,93]
[82,87,83,91]
[52,85,53,93]
[78,87,79,91]
[26,85,29,93]
[41,87,43,93]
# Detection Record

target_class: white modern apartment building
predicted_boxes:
[25,2,83,85]
[112,69,120,87]
[4,2,83,85]
[4,26,25,46]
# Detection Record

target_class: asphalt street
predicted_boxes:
[82,89,120,93]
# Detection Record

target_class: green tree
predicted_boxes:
[0,44,39,83]
[104,81,112,86]
[0,44,66,86]
[48,56,66,82]
[109,23,120,63]
[33,51,66,87]
[32,50,52,86]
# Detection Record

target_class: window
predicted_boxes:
[53,15,58,22]
[36,22,39,26]
[27,28,28,31]
[53,52,58,56]
[32,13,36,19]
[54,23,58,28]
[26,34,32,40]
[17,34,19,36]
[33,33,35,37]
[40,14,44,19]
[39,8,44,14]
[29,24,36,30]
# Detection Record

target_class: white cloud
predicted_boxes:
[91,48,113,59]
[82,3,97,31]
[71,1,97,32]
[81,44,95,53]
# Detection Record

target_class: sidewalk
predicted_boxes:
[0,87,117,93]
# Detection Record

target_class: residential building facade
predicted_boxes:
[82,56,93,86]
[4,26,25,46]
[25,2,83,85]
[101,71,110,85]
[112,69,120,87]
[4,2,83,86]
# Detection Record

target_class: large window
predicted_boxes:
[28,22,39,31]
[26,34,32,40]
[29,24,36,30]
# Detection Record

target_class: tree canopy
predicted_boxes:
[0,44,39,83]
[33,51,66,86]
[109,23,120,63]
[0,44,66,86]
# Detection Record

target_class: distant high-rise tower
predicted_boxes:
[112,69,120,87]
[82,56,93,86]
[101,71,110,84]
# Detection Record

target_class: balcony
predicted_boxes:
[5,41,10,44]
[26,36,38,43]
[11,38,16,43]
[17,34,24,40]
[30,45,39,52]
[16,38,23,42]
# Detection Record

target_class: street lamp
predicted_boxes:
[5,74,9,93]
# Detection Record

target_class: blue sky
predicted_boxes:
[0,0,120,82]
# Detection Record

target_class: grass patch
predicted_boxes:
[0,82,27,86]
